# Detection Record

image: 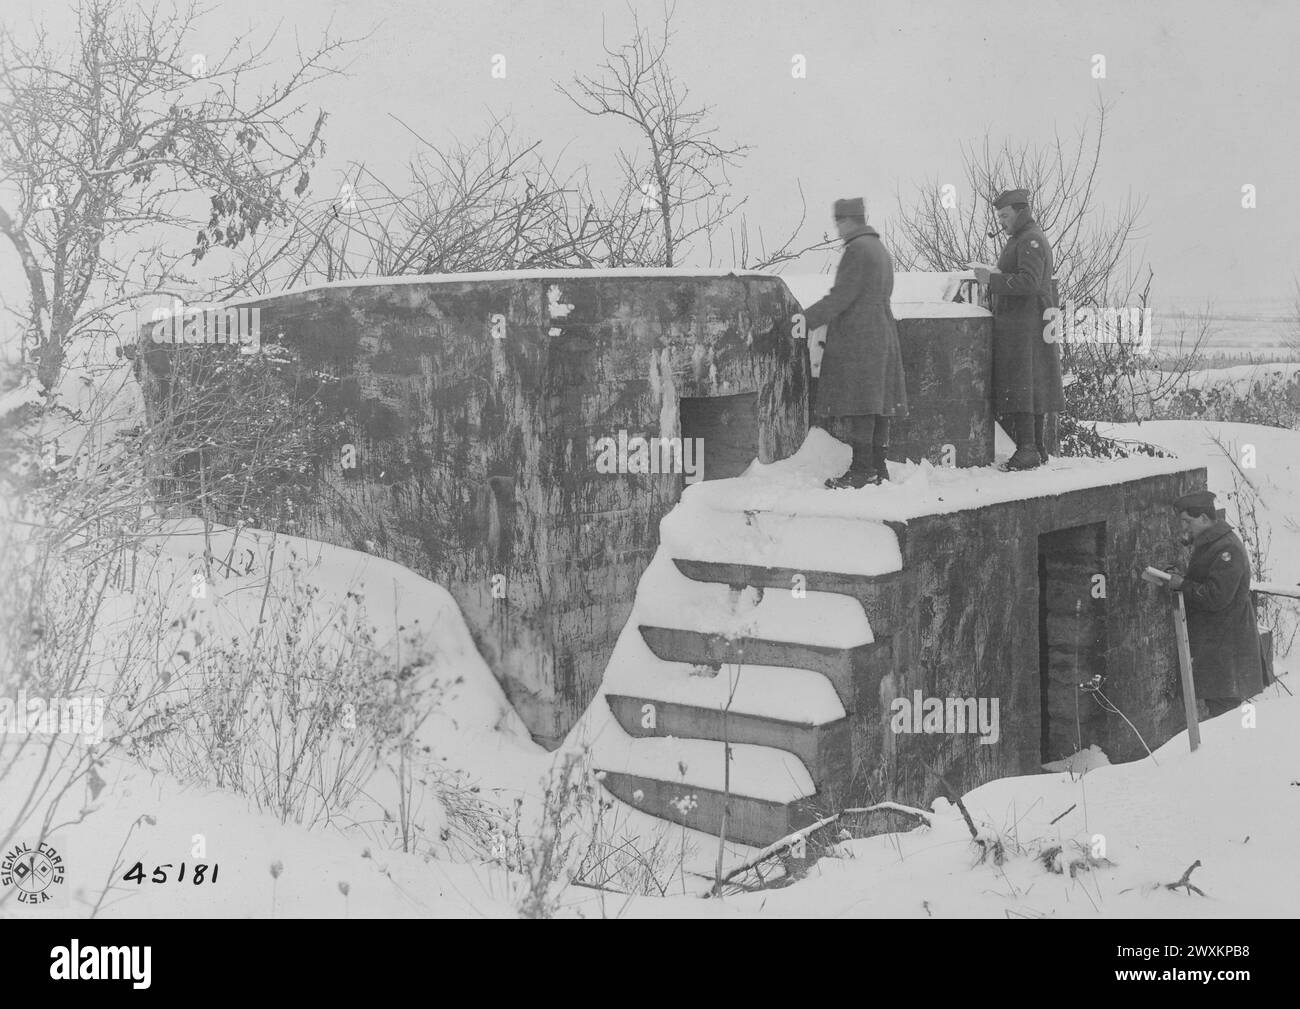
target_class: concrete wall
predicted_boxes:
[891,315,993,467]
[844,467,1205,815]
[136,273,809,748]
[808,314,994,467]
[597,463,1206,846]
[134,272,1008,759]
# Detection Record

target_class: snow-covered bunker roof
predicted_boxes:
[155,268,988,320]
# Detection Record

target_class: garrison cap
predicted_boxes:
[993,188,1030,209]
[1173,490,1217,512]
[833,197,866,219]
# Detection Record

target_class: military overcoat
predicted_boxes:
[803,224,908,419]
[1180,519,1265,699]
[987,211,1065,414]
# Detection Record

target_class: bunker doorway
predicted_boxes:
[1038,523,1108,765]
[678,392,759,482]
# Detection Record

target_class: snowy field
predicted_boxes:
[3,401,1297,918]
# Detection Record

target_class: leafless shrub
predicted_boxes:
[894,97,1143,306]
[0,0,352,394]
[557,2,748,268]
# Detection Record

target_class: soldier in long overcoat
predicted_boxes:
[803,197,908,488]
[1165,490,1265,715]
[972,188,1065,469]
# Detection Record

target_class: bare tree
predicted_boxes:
[891,97,1216,442]
[238,114,623,287]
[728,180,837,271]
[557,3,749,267]
[220,3,828,290]
[1062,267,1212,425]
[0,0,353,396]
[231,109,833,289]
[893,97,1145,308]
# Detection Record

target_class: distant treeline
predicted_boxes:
[1153,350,1300,369]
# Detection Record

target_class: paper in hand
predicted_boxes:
[1141,566,1173,585]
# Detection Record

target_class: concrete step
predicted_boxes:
[635,559,873,650]
[597,768,821,848]
[606,693,850,787]
[672,558,908,636]
[601,652,847,723]
[660,505,909,577]
[638,624,892,713]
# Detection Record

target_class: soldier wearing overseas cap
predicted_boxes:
[971,189,1065,470]
[1163,490,1265,716]
[803,197,908,489]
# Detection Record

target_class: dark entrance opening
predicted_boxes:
[1038,523,1108,765]
[679,392,759,481]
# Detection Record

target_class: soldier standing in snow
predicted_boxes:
[1164,490,1265,717]
[972,188,1064,470]
[803,197,908,489]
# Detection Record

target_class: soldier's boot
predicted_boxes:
[872,444,891,484]
[1005,413,1042,470]
[1034,413,1049,465]
[825,443,879,489]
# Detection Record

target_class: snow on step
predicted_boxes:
[661,502,902,577]
[596,735,815,804]
[600,632,846,723]
[632,552,871,648]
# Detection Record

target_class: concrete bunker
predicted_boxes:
[135,270,810,748]
[133,268,1207,845]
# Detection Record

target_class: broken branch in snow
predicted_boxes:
[1164,859,1207,897]
[922,764,1008,864]
[702,813,841,895]
[841,802,933,827]
[924,764,979,840]
[702,802,935,896]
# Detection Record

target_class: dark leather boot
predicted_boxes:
[1034,413,1048,465]
[872,444,890,484]
[1006,413,1042,470]
[826,443,879,489]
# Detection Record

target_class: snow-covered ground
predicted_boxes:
[1,521,550,917]
[1075,362,1300,422]
[4,411,1296,918]
[1176,362,1300,393]
[574,689,1300,918]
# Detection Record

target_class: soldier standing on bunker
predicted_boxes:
[1163,490,1265,718]
[971,188,1064,470]
[803,197,908,489]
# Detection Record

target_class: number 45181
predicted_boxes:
[123,862,218,885]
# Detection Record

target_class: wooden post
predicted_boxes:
[1173,592,1201,751]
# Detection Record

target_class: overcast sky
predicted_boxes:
[5,0,1299,309]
